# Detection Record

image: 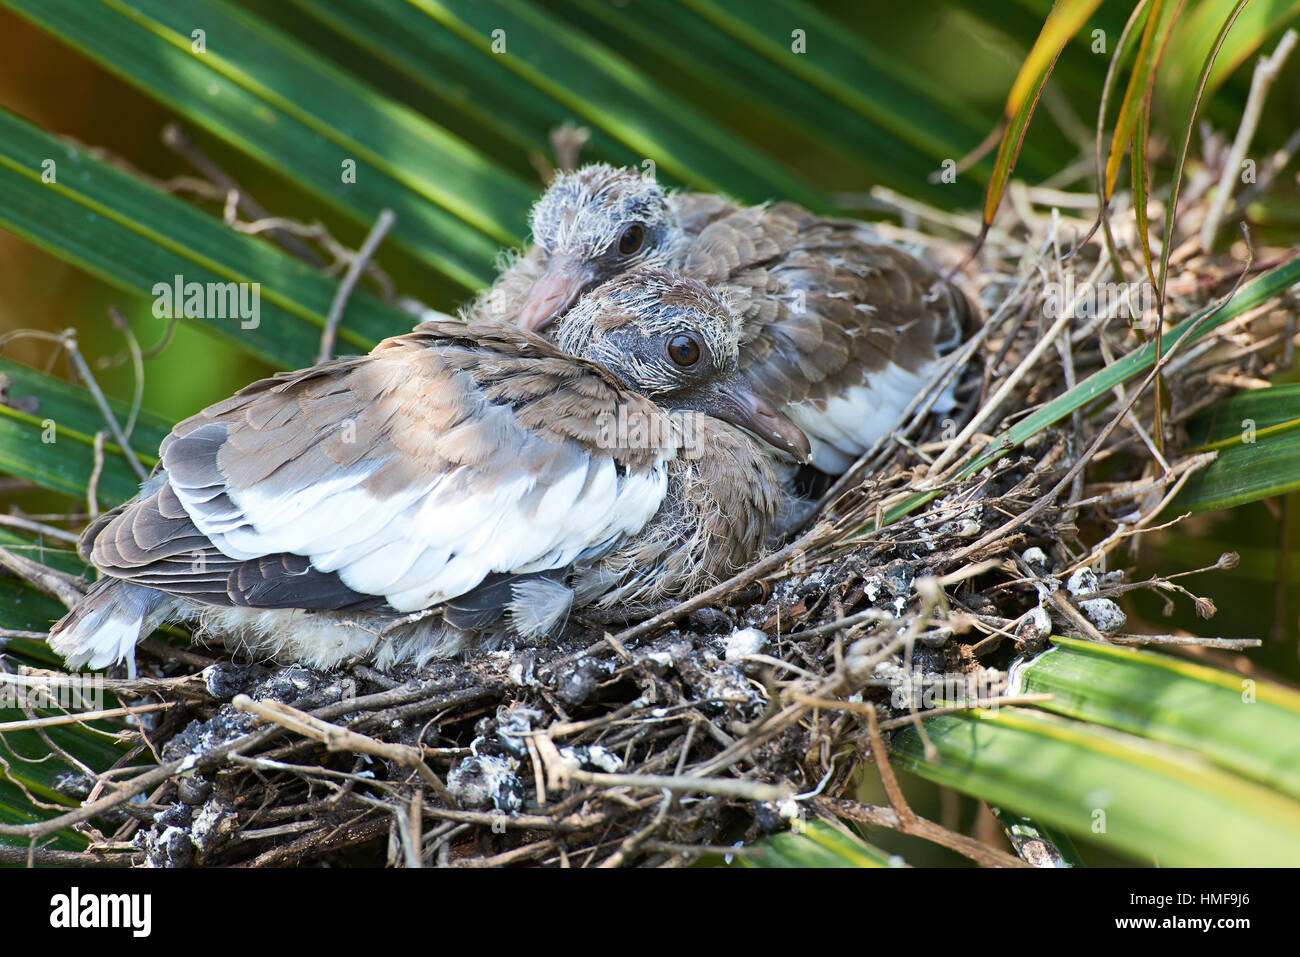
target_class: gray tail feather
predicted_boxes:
[48,578,172,676]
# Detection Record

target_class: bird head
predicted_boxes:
[558,270,811,463]
[517,164,680,333]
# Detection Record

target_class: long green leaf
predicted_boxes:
[559,0,980,203]
[1103,0,1182,202]
[1020,637,1300,799]
[675,0,1005,175]
[981,0,1105,231]
[743,820,897,868]
[1172,426,1300,512]
[892,708,1300,866]
[1160,0,1300,126]
[1157,0,1249,303]
[288,0,642,173]
[0,358,159,506]
[1,0,524,290]
[1168,383,1300,512]
[0,106,413,370]
[882,255,1300,525]
[406,0,829,209]
[1184,383,1300,449]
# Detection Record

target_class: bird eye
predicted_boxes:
[667,334,701,367]
[617,224,646,256]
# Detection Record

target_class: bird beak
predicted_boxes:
[516,258,597,333]
[696,378,812,464]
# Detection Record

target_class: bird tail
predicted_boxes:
[48,578,172,676]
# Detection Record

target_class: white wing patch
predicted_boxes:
[788,357,955,473]
[171,442,669,613]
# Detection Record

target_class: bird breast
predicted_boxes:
[577,414,781,609]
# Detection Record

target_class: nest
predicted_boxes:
[3,177,1297,868]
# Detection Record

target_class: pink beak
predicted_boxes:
[516,259,596,333]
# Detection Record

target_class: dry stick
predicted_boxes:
[0,669,207,698]
[0,515,79,545]
[242,815,390,868]
[0,545,86,609]
[599,793,673,868]
[610,530,823,645]
[61,333,149,483]
[928,252,1109,478]
[875,695,1054,730]
[565,768,789,802]
[317,209,397,364]
[231,694,458,809]
[0,756,189,839]
[946,245,1255,570]
[1049,214,1087,526]
[1109,634,1259,649]
[864,701,915,827]
[1201,29,1299,250]
[0,702,171,734]
[105,306,144,440]
[0,673,472,841]
[86,431,105,521]
[0,629,48,641]
[162,124,326,267]
[814,796,1028,868]
[0,845,136,867]
[859,699,1028,868]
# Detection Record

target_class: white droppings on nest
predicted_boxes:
[1022,546,1050,570]
[1079,598,1127,633]
[507,654,537,686]
[1066,566,1126,633]
[872,659,903,679]
[724,627,767,662]
[447,753,524,812]
[845,634,891,678]
[638,651,674,673]
[1017,605,1053,643]
[190,797,234,853]
[1066,567,1100,595]
[560,744,623,774]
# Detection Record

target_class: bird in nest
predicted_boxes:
[471,163,976,476]
[48,271,810,676]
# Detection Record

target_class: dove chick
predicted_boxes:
[49,272,807,674]
[475,163,974,475]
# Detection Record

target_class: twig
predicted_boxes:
[564,768,790,802]
[814,796,1028,868]
[231,693,457,808]
[317,209,396,364]
[0,702,171,733]
[0,545,86,608]
[162,123,326,267]
[1201,29,1299,249]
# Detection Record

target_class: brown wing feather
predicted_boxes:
[678,200,974,407]
[81,321,676,613]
